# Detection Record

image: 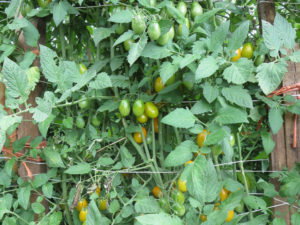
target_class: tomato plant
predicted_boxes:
[144,102,159,118]
[241,42,254,59]
[148,21,161,41]
[119,99,131,117]
[152,186,162,198]
[132,99,145,117]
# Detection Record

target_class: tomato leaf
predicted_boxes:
[161,108,197,129]
[203,83,219,103]
[289,50,300,63]
[113,30,134,47]
[136,213,183,225]
[64,163,91,175]
[268,107,283,134]
[108,9,133,23]
[127,33,148,66]
[18,186,31,210]
[261,130,275,155]
[53,1,67,26]
[31,202,45,214]
[135,198,160,214]
[291,212,300,225]
[194,8,222,25]
[159,62,179,85]
[215,106,248,124]
[204,128,227,146]
[191,100,212,115]
[287,100,300,115]
[43,148,65,168]
[86,200,111,225]
[164,140,197,167]
[89,72,112,90]
[92,27,115,45]
[165,3,185,24]
[195,56,219,80]
[256,61,287,95]
[120,146,135,168]
[208,21,229,52]
[223,58,253,85]
[228,20,249,52]
[141,42,172,59]
[243,196,267,212]
[221,86,253,108]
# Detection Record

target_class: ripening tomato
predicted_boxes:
[21,1,33,17]
[116,23,125,35]
[197,129,209,147]
[154,77,164,93]
[79,63,87,74]
[225,210,234,222]
[178,176,187,192]
[31,49,40,56]
[76,198,88,212]
[230,134,235,146]
[184,160,193,167]
[119,99,131,117]
[168,26,175,40]
[137,113,148,123]
[214,202,220,210]
[91,114,101,127]
[148,22,161,41]
[76,116,85,129]
[145,102,159,119]
[152,186,163,198]
[146,134,152,145]
[37,0,51,8]
[154,118,158,133]
[79,208,88,222]
[200,214,207,222]
[241,43,254,59]
[171,190,185,204]
[133,127,147,144]
[191,2,203,18]
[231,48,241,62]
[132,99,145,117]
[124,39,134,51]
[173,203,186,216]
[220,187,229,201]
[132,14,146,34]
[99,199,107,210]
[157,32,170,46]
[177,18,190,36]
[96,186,101,196]
[177,1,187,16]
[254,55,265,66]
[159,198,170,212]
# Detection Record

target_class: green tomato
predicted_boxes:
[159,198,170,213]
[182,73,194,91]
[119,99,131,117]
[37,0,50,8]
[191,2,203,18]
[79,63,87,75]
[116,24,126,35]
[254,55,265,66]
[132,14,146,34]
[173,203,185,216]
[146,134,152,145]
[123,39,134,51]
[91,115,101,127]
[145,102,159,119]
[21,1,33,17]
[171,190,185,204]
[168,26,175,40]
[165,2,175,18]
[165,74,176,86]
[132,99,145,117]
[148,22,161,41]
[177,18,190,36]
[177,1,187,16]
[78,99,89,109]
[230,134,235,146]
[76,116,85,129]
[157,32,169,46]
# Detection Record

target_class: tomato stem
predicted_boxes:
[158,114,165,168]
[236,132,253,221]
[212,153,222,182]
[59,24,66,59]
[62,173,73,225]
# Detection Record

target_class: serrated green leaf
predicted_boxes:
[120,146,135,168]
[268,107,283,134]
[228,20,250,51]
[223,58,253,85]
[291,212,300,225]
[64,163,91,175]
[261,130,275,155]
[195,56,218,80]
[159,61,179,85]
[194,8,222,24]
[42,183,53,198]
[161,108,196,128]
[209,21,229,51]
[43,148,65,168]
[53,2,67,26]
[215,106,248,124]
[256,61,287,95]
[203,83,219,103]
[89,72,112,90]
[204,128,227,146]
[128,33,147,66]
[244,196,267,212]
[141,42,172,59]
[93,27,115,45]
[136,213,183,225]
[135,198,160,214]
[287,101,300,115]
[190,100,212,115]
[18,186,31,210]
[289,50,300,62]
[5,0,20,18]
[38,114,55,138]
[110,75,130,88]
[165,3,185,24]
[110,57,124,72]
[108,9,133,23]
[164,140,197,167]
[23,21,40,47]
[222,86,253,108]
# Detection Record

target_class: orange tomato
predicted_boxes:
[152,186,163,198]
[225,210,234,222]
[154,77,164,93]
[154,118,159,133]
[231,48,241,62]
[220,187,229,201]
[200,214,207,222]
[96,186,100,196]
[197,130,209,147]
[133,127,147,144]
[76,198,88,212]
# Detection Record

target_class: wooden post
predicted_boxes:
[258,1,300,224]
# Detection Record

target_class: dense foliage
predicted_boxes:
[0,0,300,225]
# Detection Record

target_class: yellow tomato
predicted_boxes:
[96,186,101,196]
[225,210,234,222]
[154,77,164,93]
[79,208,88,222]
[137,113,148,123]
[184,160,193,167]
[99,199,107,210]
[197,129,209,147]
[133,127,147,144]
[178,176,187,192]
[200,214,207,222]
[76,198,88,212]
[220,187,229,201]
[231,48,241,62]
